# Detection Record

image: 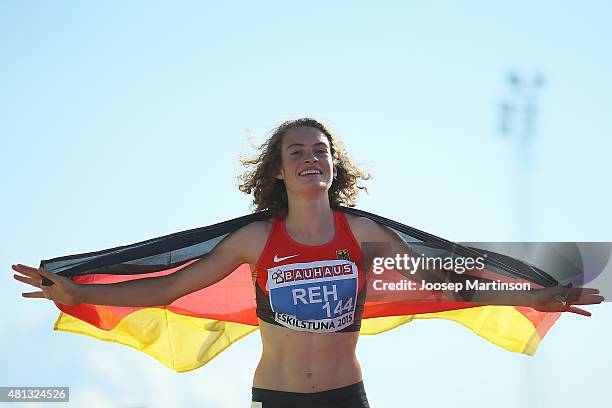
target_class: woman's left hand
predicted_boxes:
[527,286,604,316]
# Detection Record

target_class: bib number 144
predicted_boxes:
[322,297,353,318]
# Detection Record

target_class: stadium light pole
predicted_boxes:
[499,70,545,241]
[500,70,545,408]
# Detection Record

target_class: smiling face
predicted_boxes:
[238,117,371,218]
[276,125,337,197]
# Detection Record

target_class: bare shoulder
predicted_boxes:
[233,218,273,241]
[223,218,274,265]
[345,214,376,231]
[345,214,387,243]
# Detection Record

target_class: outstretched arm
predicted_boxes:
[12,221,264,307]
[353,216,604,316]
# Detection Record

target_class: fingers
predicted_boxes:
[12,264,56,286]
[22,291,46,299]
[580,288,601,294]
[13,274,42,289]
[547,286,604,305]
[11,264,42,278]
[568,287,600,297]
[570,295,605,305]
[566,288,604,304]
[567,306,591,317]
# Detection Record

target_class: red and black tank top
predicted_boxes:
[254,210,366,333]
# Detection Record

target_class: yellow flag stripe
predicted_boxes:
[55,305,554,372]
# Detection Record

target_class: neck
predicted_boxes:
[284,192,334,237]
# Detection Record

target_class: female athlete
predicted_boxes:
[12,117,604,408]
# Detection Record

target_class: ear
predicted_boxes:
[333,165,337,179]
[275,167,284,181]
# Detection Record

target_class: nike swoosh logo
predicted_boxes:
[273,254,299,262]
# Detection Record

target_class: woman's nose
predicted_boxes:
[304,151,318,162]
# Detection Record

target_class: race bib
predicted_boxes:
[267,260,358,332]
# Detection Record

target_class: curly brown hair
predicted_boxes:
[238,117,371,219]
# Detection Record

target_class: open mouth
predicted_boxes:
[298,169,323,177]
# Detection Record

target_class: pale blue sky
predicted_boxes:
[2,1,611,407]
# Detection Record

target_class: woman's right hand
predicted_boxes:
[12,264,81,306]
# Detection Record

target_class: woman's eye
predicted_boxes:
[290,151,300,156]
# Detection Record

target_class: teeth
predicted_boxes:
[299,170,322,176]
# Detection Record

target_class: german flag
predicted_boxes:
[41,207,561,372]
